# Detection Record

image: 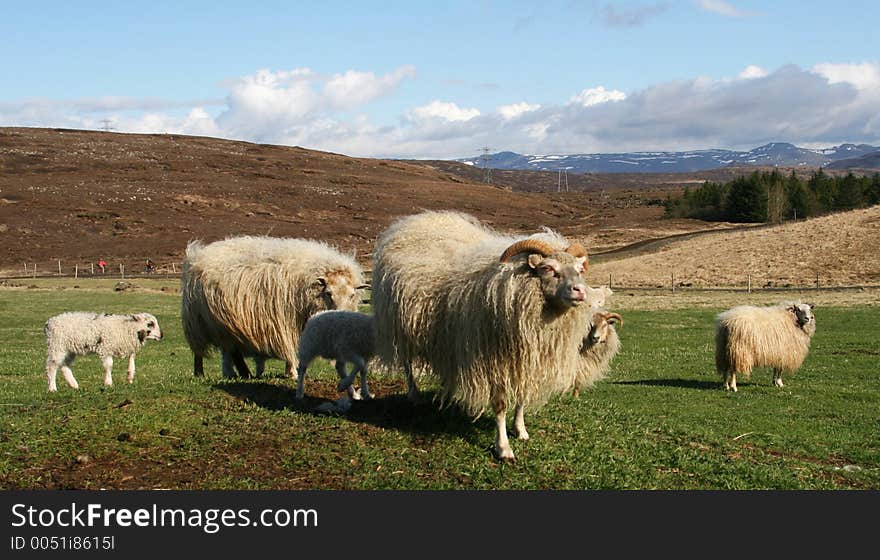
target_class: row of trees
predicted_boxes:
[664,169,880,223]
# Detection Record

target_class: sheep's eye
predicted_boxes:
[147,321,154,328]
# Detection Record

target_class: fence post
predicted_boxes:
[172,262,176,274]
[75,264,78,279]
[32,264,36,279]
[23,262,27,274]
[608,273,612,290]
[91,262,94,275]
[58,260,62,275]
[815,272,819,290]
[121,264,125,279]
[671,271,675,293]
[748,274,751,294]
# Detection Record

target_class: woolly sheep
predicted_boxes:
[294,310,375,401]
[181,235,366,379]
[586,285,612,309]
[372,211,591,461]
[45,312,163,392]
[571,309,622,398]
[715,301,816,392]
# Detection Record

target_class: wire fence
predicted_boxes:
[0,259,182,281]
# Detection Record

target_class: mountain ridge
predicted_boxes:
[459,142,880,174]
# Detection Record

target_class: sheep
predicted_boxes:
[371,210,591,461]
[294,310,375,401]
[571,309,623,398]
[715,301,816,392]
[181,235,366,379]
[586,285,612,309]
[44,312,163,392]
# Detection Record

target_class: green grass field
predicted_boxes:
[0,281,877,489]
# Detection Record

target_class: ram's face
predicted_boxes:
[527,253,588,310]
[315,271,366,312]
[584,311,622,346]
[133,313,163,342]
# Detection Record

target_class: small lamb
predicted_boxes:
[295,310,375,401]
[45,312,163,392]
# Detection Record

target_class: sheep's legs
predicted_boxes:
[773,368,784,387]
[337,357,372,400]
[230,350,251,379]
[404,362,418,402]
[127,354,136,384]
[724,371,738,392]
[285,361,297,380]
[46,352,75,392]
[493,394,515,462]
[101,355,114,386]
[254,356,266,378]
[294,361,309,400]
[513,403,529,441]
[193,355,205,377]
[221,352,236,378]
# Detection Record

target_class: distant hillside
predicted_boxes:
[588,205,880,288]
[826,150,880,170]
[457,143,880,174]
[0,127,604,272]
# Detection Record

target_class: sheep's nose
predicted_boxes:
[571,285,586,300]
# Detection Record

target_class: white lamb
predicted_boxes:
[44,312,163,392]
[295,310,375,401]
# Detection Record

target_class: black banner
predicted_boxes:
[1,490,873,556]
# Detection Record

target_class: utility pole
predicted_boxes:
[557,169,569,192]
[99,119,115,132]
[478,146,492,184]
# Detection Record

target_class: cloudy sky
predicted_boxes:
[2,0,878,159]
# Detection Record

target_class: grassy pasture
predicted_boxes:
[0,280,877,489]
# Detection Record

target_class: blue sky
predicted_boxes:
[2,1,879,158]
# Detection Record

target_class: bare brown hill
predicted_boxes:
[0,127,725,274]
[589,205,880,288]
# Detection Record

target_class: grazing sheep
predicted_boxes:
[181,235,366,379]
[715,301,816,392]
[571,310,622,398]
[372,211,591,461]
[45,312,163,392]
[295,310,375,401]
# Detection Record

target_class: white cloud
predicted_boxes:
[696,0,753,17]
[738,65,768,79]
[3,62,880,160]
[498,102,540,120]
[570,86,626,107]
[812,62,880,91]
[407,100,480,122]
[598,2,669,27]
[324,65,416,109]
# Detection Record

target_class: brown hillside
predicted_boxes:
[0,127,726,274]
[589,206,880,288]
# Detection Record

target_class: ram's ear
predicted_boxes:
[807,302,815,310]
[315,276,328,288]
[356,284,370,290]
[527,254,544,269]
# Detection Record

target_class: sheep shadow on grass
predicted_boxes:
[612,378,720,390]
[213,380,494,447]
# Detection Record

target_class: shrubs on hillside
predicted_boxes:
[665,169,880,223]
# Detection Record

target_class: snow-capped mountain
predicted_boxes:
[457,143,880,174]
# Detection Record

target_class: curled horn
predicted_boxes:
[565,242,588,258]
[603,312,623,327]
[499,239,556,262]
